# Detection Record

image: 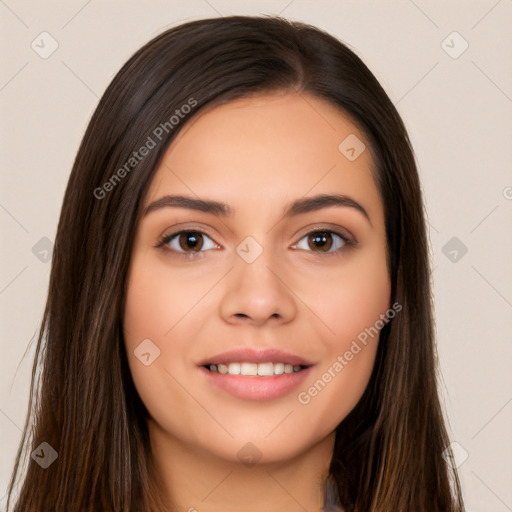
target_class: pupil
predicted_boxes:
[310,232,332,251]
[180,232,203,251]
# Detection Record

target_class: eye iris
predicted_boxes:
[179,232,203,251]
[308,231,332,252]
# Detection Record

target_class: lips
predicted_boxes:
[197,348,315,401]
[197,347,314,367]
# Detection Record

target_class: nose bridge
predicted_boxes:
[219,235,297,324]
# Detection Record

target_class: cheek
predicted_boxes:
[123,253,209,344]
[122,268,190,404]
[308,247,391,349]
[122,253,180,377]
[294,250,390,428]
[122,259,199,428]
[331,267,390,345]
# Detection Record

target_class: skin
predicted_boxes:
[123,92,390,512]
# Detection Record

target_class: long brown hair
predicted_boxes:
[6,15,465,511]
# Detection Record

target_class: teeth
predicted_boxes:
[257,362,273,376]
[206,362,305,376]
[241,363,258,376]
[228,362,241,375]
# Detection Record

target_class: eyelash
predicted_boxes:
[155,228,356,260]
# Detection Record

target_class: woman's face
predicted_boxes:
[123,92,390,464]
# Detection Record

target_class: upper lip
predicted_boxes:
[198,348,314,367]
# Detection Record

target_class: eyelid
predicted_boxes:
[156,222,221,245]
[293,223,356,245]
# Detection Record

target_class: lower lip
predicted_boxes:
[199,366,313,401]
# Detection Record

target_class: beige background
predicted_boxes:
[1,1,511,510]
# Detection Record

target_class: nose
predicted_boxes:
[218,248,298,327]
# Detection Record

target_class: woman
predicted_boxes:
[6,15,465,512]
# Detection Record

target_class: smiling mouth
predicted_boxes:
[202,362,310,376]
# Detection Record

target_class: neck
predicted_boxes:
[147,418,337,512]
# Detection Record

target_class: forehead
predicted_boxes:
[145,92,382,223]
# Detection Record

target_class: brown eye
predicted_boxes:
[158,229,219,257]
[294,230,349,254]
[178,231,204,252]
[307,231,333,252]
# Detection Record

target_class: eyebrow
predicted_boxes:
[143,193,371,225]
